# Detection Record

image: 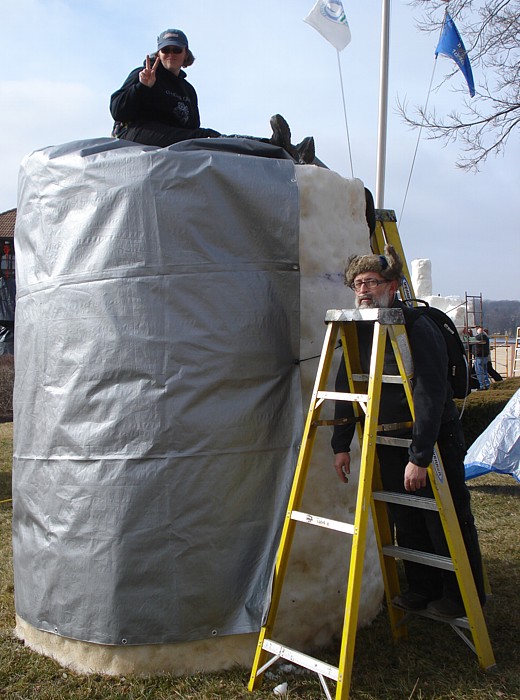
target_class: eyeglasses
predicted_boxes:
[350,278,390,291]
[161,46,184,54]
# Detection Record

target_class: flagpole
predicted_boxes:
[375,0,391,209]
[336,50,354,178]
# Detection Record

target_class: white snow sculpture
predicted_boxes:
[411,258,432,298]
[411,259,466,330]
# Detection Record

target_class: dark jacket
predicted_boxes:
[473,332,490,358]
[110,61,201,131]
[331,300,459,467]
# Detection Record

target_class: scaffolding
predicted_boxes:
[488,335,513,379]
[464,293,483,335]
[463,294,514,380]
[513,328,520,377]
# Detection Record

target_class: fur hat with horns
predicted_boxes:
[344,244,403,287]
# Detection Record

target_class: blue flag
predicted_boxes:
[435,12,475,97]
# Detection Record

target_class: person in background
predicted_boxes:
[473,326,491,390]
[110,29,315,163]
[331,246,486,618]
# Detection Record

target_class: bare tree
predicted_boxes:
[399,0,520,170]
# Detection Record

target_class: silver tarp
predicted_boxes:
[12,138,303,645]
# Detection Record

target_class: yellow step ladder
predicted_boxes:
[248,307,495,700]
[372,208,414,300]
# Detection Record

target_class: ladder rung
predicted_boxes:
[316,390,369,403]
[312,417,361,427]
[290,510,355,534]
[325,307,405,324]
[378,421,414,432]
[352,373,405,384]
[262,639,339,681]
[373,491,438,511]
[382,545,455,571]
[395,607,470,629]
[381,375,405,385]
[376,436,412,447]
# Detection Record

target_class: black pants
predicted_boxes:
[377,420,486,604]
[117,120,280,150]
[120,121,222,147]
[116,122,221,148]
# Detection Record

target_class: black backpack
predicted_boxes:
[403,299,470,399]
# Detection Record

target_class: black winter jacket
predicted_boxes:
[473,332,490,358]
[331,300,459,467]
[110,61,201,131]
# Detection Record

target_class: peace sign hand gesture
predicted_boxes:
[139,55,160,88]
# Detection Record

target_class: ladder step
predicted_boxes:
[325,307,405,324]
[290,510,355,534]
[376,436,412,447]
[352,373,404,384]
[261,639,339,681]
[373,491,438,511]
[316,390,369,403]
[378,421,414,432]
[395,607,470,629]
[312,417,361,427]
[382,545,455,571]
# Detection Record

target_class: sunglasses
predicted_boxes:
[161,46,184,54]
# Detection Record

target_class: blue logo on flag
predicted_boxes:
[321,1,348,26]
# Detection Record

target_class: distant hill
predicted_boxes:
[483,300,520,336]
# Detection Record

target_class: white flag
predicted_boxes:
[304,1,351,51]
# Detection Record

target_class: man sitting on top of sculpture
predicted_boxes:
[110,28,316,164]
[331,245,486,619]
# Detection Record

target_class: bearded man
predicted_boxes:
[331,245,485,618]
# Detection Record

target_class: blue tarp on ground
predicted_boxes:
[464,389,520,481]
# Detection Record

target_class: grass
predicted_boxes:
[1,421,519,699]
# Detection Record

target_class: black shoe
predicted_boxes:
[427,597,466,618]
[295,136,315,164]
[393,590,434,611]
[269,114,292,150]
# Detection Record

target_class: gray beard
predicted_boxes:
[355,288,395,309]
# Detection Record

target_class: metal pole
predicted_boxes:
[337,50,354,178]
[375,0,391,209]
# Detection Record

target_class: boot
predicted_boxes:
[270,114,316,164]
[295,136,315,164]
[269,114,292,150]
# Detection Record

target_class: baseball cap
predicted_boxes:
[157,29,189,51]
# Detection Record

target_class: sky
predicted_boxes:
[1,0,518,301]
